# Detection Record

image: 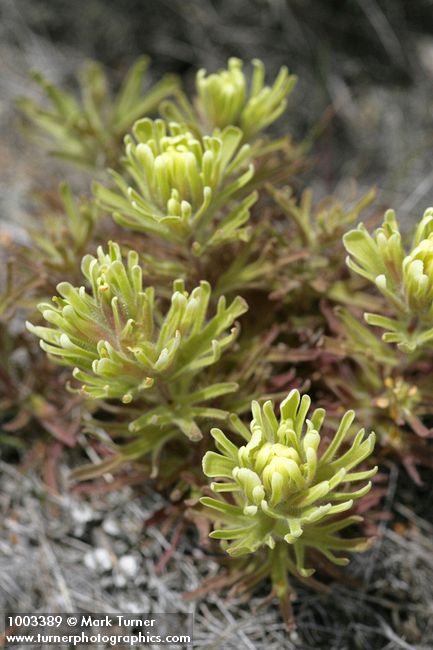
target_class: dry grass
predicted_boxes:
[1,460,433,649]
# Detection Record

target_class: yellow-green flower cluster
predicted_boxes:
[196,58,296,138]
[27,241,247,406]
[162,58,297,139]
[94,119,256,254]
[344,208,433,351]
[202,390,376,576]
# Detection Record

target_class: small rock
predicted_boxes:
[71,503,94,524]
[84,548,113,573]
[113,572,127,588]
[102,517,121,536]
[118,554,139,578]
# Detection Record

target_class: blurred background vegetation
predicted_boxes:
[1,0,433,223]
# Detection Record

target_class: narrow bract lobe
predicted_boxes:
[202,390,377,576]
[27,241,248,405]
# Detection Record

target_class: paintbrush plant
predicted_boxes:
[201,390,376,624]
[12,54,428,630]
[27,241,247,469]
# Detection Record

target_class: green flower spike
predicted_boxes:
[201,390,376,602]
[93,118,257,254]
[27,241,248,407]
[344,207,433,351]
[17,56,179,169]
[162,58,297,140]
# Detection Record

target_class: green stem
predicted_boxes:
[270,542,295,630]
